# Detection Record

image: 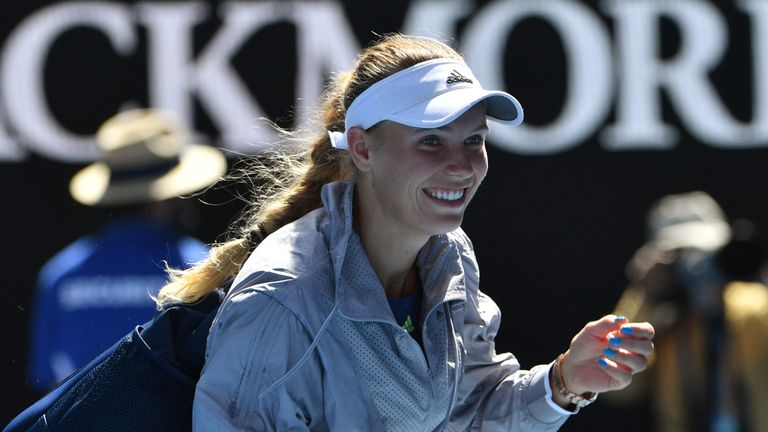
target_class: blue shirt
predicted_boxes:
[29,219,209,390]
[388,286,423,346]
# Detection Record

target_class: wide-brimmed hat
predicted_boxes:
[646,191,731,251]
[69,109,227,206]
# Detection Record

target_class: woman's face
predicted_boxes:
[360,103,489,239]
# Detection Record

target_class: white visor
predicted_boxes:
[328,58,523,149]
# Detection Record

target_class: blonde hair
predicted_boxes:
[155,34,464,307]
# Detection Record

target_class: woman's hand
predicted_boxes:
[553,315,655,404]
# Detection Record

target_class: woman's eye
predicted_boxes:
[465,135,484,147]
[420,136,439,147]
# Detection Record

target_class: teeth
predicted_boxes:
[429,189,464,201]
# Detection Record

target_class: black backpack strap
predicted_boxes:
[3,288,226,432]
[140,288,225,379]
[3,330,133,432]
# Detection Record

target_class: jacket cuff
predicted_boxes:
[525,362,575,423]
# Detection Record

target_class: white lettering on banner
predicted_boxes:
[601,0,681,149]
[137,2,210,146]
[0,2,136,162]
[140,1,358,154]
[735,0,768,147]
[0,0,765,161]
[292,2,359,127]
[402,0,472,40]
[464,0,613,154]
[140,2,283,154]
[602,0,768,150]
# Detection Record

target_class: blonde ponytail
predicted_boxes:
[157,237,250,305]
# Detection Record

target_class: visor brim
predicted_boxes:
[387,88,523,129]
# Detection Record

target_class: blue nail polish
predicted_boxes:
[614,315,627,323]
[598,358,609,368]
[603,347,617,357]
[609,335,623,347]
[620,325,634,336]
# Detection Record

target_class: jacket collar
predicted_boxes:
[320,181,467,323]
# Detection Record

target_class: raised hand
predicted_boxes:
[555,315,655,400]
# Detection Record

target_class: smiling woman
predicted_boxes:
[155,33,655,431]
[348,104,491,294]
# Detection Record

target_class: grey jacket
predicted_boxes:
[193,181,570,431]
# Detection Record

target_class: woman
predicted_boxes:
[157,34,654,431]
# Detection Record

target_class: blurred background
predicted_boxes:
[2,1,767,430]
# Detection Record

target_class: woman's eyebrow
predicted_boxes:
[434,122,489,134]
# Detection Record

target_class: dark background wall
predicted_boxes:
[2,1,766,430]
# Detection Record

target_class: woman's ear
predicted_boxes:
[347,126,373,172]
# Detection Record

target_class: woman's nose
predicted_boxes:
[445,148,473,176]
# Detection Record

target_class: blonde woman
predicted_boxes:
[158,34,655,431]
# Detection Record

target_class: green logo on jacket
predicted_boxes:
[403,315,415,333]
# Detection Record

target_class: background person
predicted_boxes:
[28,109,227,391]
[610,191,768,432]
[716,219,768,432]
[157,34,654,431]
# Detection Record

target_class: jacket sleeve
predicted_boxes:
[193,284,322,431]
[448,232,572,432]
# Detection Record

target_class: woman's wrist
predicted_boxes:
[550,352,598,409]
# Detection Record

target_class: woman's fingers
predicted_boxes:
[602,346,650,374]
[617,322,656,340]
[596,357,634,390]
[605,332,655,357]
[600,320,655,375]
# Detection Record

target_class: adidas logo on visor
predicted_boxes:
[446,69,473,85]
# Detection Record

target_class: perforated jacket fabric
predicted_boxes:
[193,181,570,431]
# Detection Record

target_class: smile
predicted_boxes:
[426,188,465,201]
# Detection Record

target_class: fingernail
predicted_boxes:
[609,335,623,347]
[603,347,617,358]
[598,358,609,368]
[614,315,627,323]
[620,325,634,336]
